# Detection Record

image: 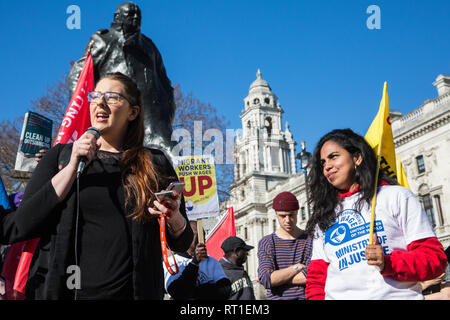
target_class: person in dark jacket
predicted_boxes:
[220,236,256,300]
[164,221,231,300]
[0,72,193,299]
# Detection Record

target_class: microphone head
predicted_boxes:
[85,127,101,139]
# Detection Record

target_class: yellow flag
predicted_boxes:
[364,82,398,181]
[397,155,410,189]
[364,82,412,244]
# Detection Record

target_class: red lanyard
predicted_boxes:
[158,213,179,275]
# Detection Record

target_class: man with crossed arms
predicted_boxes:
[257,191,313,300]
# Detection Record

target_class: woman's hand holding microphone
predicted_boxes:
[52,129,101,201]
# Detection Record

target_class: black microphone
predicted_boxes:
[76,127,101,178]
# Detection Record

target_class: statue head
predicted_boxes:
[113,2,141,35]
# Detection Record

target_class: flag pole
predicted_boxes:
[87,40,94,53]
[197,218,206,262]
[368,81,387,245]
[369,152,381,245]
[197,219,204,244]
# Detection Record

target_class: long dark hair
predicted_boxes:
[99,72,168,223]
[305,128,397,236]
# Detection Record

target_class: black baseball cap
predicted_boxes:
[221,236,254,253]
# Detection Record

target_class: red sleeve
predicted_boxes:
[381,237,447,282]
[305,259,329,300]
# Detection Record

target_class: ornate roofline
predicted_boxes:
[394,113,450,147]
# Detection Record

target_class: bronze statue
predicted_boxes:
[68,2,176,151]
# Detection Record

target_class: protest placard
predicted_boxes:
[14,111,53,172]
[173,155,220,222]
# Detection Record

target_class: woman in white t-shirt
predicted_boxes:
[305,129,447,300]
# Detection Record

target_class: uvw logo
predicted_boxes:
[330,226,347,244]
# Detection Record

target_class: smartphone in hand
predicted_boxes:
[154,191,175,202]
[154,181,185,202]
[167,181,185,194]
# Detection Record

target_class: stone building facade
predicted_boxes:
[392,74,450,250]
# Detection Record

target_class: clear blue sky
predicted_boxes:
[1,0,449,153]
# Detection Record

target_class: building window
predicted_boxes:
[423,194,436,227]
[416,155,425,174]
[264,117,272,137]
[270,147,279,167]
[244,227,248,240]
[446,263,450,282]
[434,195,444,226]
[301,207,306,221]
[273,219,277,233]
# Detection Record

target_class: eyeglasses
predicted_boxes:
[87,91,131,107]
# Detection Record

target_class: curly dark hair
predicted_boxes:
[305,129,397,236]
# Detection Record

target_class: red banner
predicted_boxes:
[55,51,94,145]
[1,242,25,299]
[205,207,236,260]
[12,238,40,295]
[6,52,94,298]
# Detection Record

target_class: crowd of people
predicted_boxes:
[0,73,449,300]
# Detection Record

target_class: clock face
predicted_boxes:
[253,98,260,104]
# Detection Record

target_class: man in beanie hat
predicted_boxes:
[219,236,256,300]
[257,191,312,300]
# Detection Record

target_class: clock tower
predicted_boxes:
[220,69,308,299]
[232,69,297,194]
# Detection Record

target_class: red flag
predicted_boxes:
[8,52,95,297]
[12,238,40,295]
[55,51,94,145]
[205,207,236,260]
[1,241,26,299]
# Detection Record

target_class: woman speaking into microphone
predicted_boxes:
[1,72,193,299]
